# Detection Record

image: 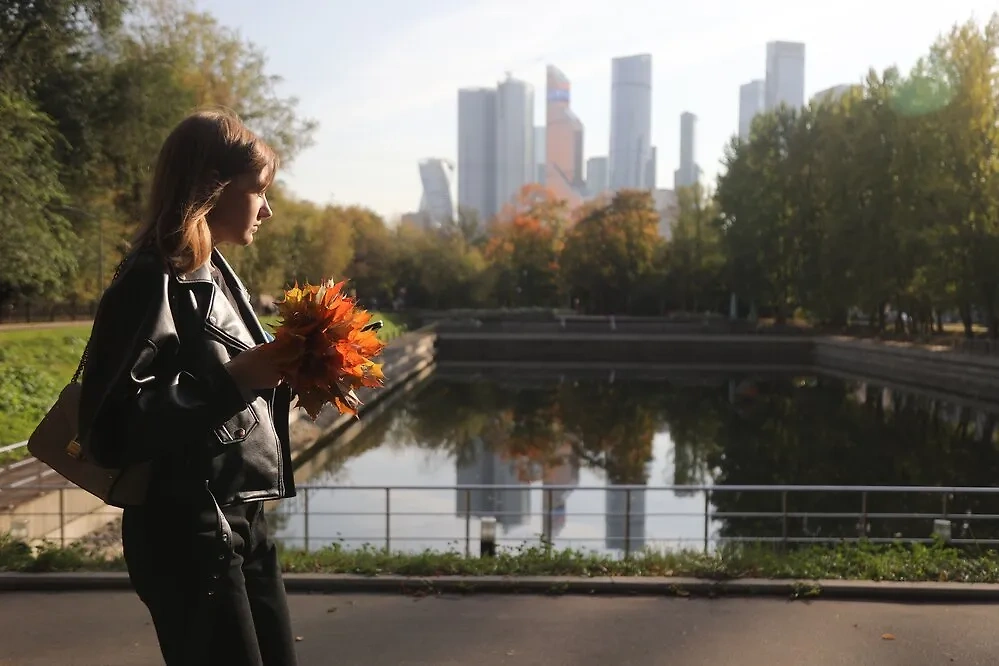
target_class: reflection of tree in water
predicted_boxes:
[709,376,999,543]
[656,385,727,492]
[556,382,659,485]
[389,380,515,468]
[391,378,661,484]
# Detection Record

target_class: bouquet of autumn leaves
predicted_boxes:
[271,279,387,420]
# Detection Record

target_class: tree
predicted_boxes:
[0,1,126,93]
[0,94,78,307]
[130,0,317,164]
[666,184,725,313]
[342,208,397,308]
[925,16,999,336]
[485,185,568,308]
[560,190,663,314]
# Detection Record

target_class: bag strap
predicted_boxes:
[71,257,130,384]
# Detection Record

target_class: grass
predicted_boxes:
[0,311,406,457]
[5,535,999,583]
[0,325,91,452]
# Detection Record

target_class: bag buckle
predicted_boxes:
[65,440,83,460]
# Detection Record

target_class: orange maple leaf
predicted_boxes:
[272,279,388,420]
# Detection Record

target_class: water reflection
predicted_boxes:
[272,370,999,554]
[455,437,532,530]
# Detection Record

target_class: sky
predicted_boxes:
[197,0,997,221]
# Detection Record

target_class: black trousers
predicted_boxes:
[121,498,298,666]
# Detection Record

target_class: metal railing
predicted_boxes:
[5,483,999,556]
[0,440,28,455]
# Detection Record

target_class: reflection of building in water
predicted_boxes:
[851,381,994,440]
[456,437,530,529]
[605,486,647,552]
[541,441,581,541]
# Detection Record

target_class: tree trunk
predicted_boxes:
[960,302,973,338]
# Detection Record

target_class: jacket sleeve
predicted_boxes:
[78,258,251,468]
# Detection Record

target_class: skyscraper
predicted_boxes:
[495,74,535,211]
[609,54,653,191]
[738,79,765,141]
[586,156,609,197]
[673,112,700,189]
[534,126,546,185]
[417,158,457,228]
[545,65,585,208]
[765,41,806,111]
[645,145,657,190]
[457,88,498,224]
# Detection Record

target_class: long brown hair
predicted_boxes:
[134,107,278,273]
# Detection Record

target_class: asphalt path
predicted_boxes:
[1,590,996,665]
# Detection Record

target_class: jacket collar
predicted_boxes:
[210,248,269,346]
[172,248,268,347]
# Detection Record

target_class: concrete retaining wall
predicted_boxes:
[435,330,999,403]
[435,333,814,367]
[813,337,999,403]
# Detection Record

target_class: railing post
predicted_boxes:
[703,489,710,554]
[545,488,553,553]
[465,488,471,558]
[303,488,310,552]
[941,492,948,519]
[385,487,391,553]
[859,491,868,539]
[624,488,632,560]
[59,487,65,548]
[781,491,788,550]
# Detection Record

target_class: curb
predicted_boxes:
[5,572,999,601]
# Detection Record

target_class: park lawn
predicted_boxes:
[0,312,406,455]
[0,325,91,451]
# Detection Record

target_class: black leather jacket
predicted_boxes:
[78,246,297,508]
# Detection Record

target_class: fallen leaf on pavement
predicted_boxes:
[881,634,896,641]
[295,636,304,642]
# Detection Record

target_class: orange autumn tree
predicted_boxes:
[485,184,569,307]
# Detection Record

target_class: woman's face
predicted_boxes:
[208,166,273,246]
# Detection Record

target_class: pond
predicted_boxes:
[271,367,999,555]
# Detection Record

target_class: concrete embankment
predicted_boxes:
[434,328,999,404]
[813,336,999,404]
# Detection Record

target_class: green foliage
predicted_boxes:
[6,534,999,584]
[0,0,317,311]
[0,326,90,445]
[0,93,78,305]
[717,14,999,333]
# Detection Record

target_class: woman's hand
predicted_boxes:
[224,338,302,391]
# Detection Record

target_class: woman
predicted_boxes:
[78,108,301,666]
